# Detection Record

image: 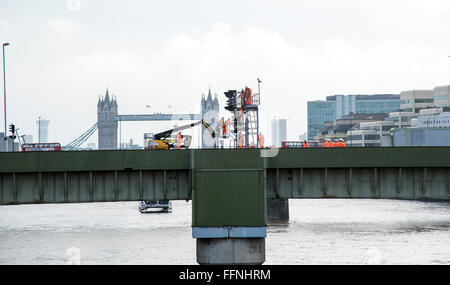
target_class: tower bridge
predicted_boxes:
[96,89,219,150]
[1,147,450,264]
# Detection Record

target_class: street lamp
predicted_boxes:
[38,116,41,143]
[257,78,262,148]
[3,42,10,151]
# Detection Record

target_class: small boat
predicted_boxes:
[139,200,173,213]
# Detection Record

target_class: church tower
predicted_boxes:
[201,88,219,148]
[97,89,118,150]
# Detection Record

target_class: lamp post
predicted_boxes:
[3,42,10,151]
[38,116,41,143]
[349,112,353,147]
[257,78,262,148]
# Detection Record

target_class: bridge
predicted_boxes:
[1,147,450,264]
[115,113,201,121]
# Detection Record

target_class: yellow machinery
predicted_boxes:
[147,119,215,150]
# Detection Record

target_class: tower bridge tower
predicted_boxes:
[97,89,118,150]
[201,88,219,148]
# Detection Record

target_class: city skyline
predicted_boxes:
[2,0,450,146]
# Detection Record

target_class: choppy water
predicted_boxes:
[0,199,449,264]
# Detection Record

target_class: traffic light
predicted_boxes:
[8,124,16,139]
[8,124,15,135]
[224,90,237,112]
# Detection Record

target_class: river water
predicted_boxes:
[0,199,449,264]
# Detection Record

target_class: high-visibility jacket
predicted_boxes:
[239,133,245,149]
[338,141,345,147]
[332,141,338,147]
[221,119,228,136]
[258,134,265,148]
[304,142,310,148]
[177,132,182,150]
[245,87,252,105]
[240,90,245,107]
[323,141,330,147]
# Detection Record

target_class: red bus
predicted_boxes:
[22,143,62,152]
[281,141,320,148]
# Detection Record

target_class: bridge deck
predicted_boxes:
[1,148,450,205]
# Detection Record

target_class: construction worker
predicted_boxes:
[258,133,265,148]
[332,140,338,147]
[239,132,244,149]
[177,132,182,150]
[240,89,245,107]
[219,118,224,137]
[323,139,330,147]
[339,139,346,147]
[245,87,252,105]
[304,140,310,148]
[225,119,231,137]
[219,118,228,138]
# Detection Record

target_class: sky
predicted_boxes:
[1,0,450,147]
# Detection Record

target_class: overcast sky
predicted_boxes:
[1,0,450,147]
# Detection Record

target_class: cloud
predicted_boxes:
[47,19,81,39]
[32,21,450,145]
[0,18,8,33]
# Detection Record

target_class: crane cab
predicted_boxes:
[148,139,170,150]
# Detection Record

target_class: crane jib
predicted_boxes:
[152,120,215,141]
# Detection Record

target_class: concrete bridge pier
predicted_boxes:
[191,150,267,264]
[196,238,265,265]
[267,198,289,223]
[194,227,266,264]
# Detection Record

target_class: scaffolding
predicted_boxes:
[224,85,260,148]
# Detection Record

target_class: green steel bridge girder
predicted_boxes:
[2,147,450,173]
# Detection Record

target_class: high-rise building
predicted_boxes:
[307,94,400,140]
[271,118,287,147]
[307,100,336,141]
[36,119,50,143]
[400,90,434,113]
[433,85,450,108]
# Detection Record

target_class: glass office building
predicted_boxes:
[307,100,336,141]
[307,94,400,140]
